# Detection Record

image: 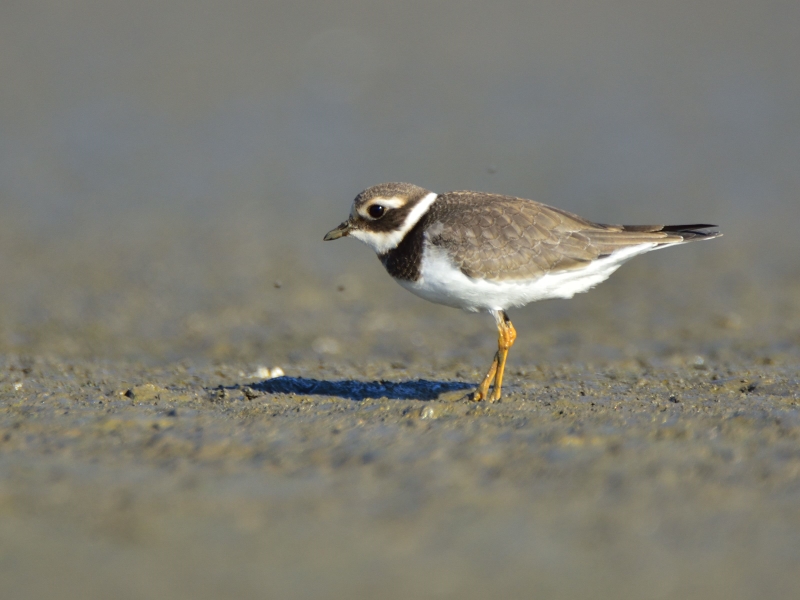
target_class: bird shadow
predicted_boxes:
[251,376,473,402]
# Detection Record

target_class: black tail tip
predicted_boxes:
[661,224,722,240]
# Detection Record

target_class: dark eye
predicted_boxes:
[368,204,385,219]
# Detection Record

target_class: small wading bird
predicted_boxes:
[325,183,720,401]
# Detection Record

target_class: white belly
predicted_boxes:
[396,243,660,312]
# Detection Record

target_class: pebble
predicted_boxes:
[419,406,437,420]
[253,366,285,379]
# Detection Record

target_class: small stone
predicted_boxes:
[242,387,260,400]
[128,383,164,402]
[419,406,437,420]
[254,366,272,379]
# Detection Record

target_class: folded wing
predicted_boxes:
[426,192,720,281]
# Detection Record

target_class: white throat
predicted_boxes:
[350,192,438,254]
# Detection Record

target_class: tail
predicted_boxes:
[620,223,721,242]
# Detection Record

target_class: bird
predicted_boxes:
[324,182,720,401]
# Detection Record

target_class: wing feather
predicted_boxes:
[424,192,718,281]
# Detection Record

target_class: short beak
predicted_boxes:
[324,221,351,241]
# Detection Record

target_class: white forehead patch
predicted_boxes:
[350,192,438,254]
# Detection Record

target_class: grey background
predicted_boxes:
[2,2,800,599]
[2,0,798,362]
[3,1,797,231]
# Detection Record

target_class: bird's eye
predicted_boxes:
[368,204,385,219]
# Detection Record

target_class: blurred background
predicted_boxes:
[3,4,800,599]
[0,0,798,363]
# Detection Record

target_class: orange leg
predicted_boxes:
[490,311,517,401]
[474,353,499,401]
[473,310,517,402]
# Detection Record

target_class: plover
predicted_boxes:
[324,183,720,401]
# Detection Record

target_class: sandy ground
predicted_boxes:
[1,2,799,597]
[1,214,799,599]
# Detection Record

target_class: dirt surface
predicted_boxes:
[1,214,800,599]
[2,3,799,596]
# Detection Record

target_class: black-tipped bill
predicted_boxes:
[324,221,351,241]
